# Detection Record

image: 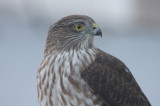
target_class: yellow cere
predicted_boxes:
[74,23,84,31]
[92,23,99,29]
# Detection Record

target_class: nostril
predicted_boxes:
[93,27,96,29]
[92,24,98,29]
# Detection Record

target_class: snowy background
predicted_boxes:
[0,0,160,106]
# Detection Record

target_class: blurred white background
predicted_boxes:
[0,0,160,106]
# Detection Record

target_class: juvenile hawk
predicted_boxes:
[37,15,151,106]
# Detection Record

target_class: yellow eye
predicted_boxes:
[74,23,84,31]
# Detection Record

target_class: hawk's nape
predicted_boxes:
[37,15,151,106]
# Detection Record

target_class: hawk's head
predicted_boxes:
[45,15,102,53]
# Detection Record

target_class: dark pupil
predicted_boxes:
[77,25,81,29]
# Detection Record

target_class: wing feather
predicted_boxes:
[81,49,151,106]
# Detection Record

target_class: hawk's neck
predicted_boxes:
[47,48,97,75]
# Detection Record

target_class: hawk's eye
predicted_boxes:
[74,23,84,31]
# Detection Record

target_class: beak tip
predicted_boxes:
[95,28,102,37]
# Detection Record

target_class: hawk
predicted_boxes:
[37,15,151,106]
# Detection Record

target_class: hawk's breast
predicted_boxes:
[37,48,105,106]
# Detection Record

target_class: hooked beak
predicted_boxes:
[93,28,102,37]
[91,24,102,37]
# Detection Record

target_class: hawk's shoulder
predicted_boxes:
[81,48,151,106]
